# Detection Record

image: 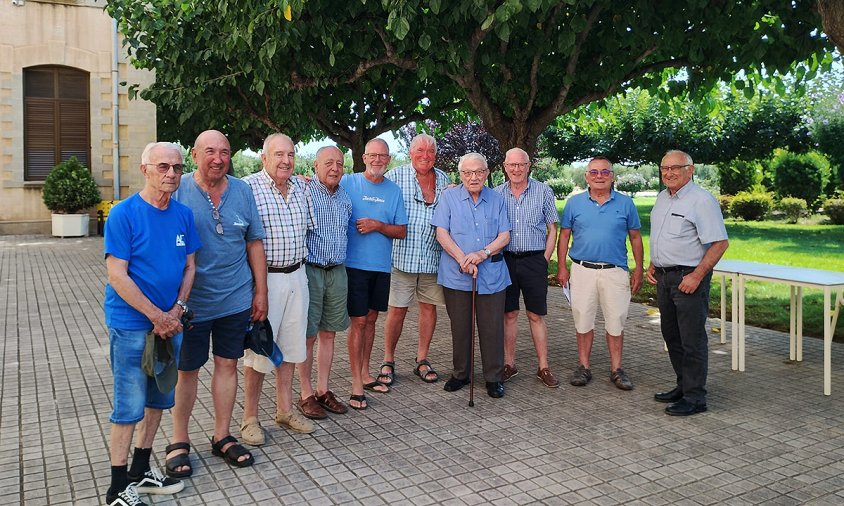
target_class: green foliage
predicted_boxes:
[777,197,808,224]
[729,191,773,221]
[824,198,844,225]
[810,93,844,192]
[615,173,647,197]
[718,159,761,195]
[771,150,830,211]
[546,178,574,199]
[232,151,263,177]
[529,157,571,183]
[41,157,102,214]
[718,195,733,217]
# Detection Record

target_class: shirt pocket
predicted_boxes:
[667,214,689,236]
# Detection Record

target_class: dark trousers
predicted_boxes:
[442,287,505,383]
[655,270,712,403]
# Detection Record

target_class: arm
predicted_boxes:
[106,256,182,338]
[555,228,572,287]
[461,230,510,270]
[679,239,729,294]
[356,218,407,239]
[544,223,558,263]
[436,226,467,266]
[175,253,197,304]
[246,239,269,321]
[628,229,644,294]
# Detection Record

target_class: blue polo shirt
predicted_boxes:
[560,189,641,269]
[431,185,511,294]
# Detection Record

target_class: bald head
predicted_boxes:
[191,130,231,183]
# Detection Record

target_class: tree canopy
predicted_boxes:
[108,0,832,165]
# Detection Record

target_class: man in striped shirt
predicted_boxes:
[296,146,354,419]
[494,148,560,388]
[241,133,316,444]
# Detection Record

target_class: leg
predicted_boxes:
[347,315,368,408]
[383,305,408,363]
[167,369,197,471]
[298,335,317,399]
[110,423,135,466]
[242,366,265,420]
[275,361,296,415]
[525,311,549,370]
[134,408,162,450]
[503,309,519,367]
[656,272,684,387]
[416,302,438,361]
[576,330,595,368]
[673,272,712,403]
[476,291,506,383]
[360,310,388,391]
[442,288,472,380]
[606,332,624,372]
[211,356,248,462]
[315,331,336,396]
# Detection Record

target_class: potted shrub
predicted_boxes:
[42,157,102,237]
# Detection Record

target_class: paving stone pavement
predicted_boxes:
[2,235,844,505]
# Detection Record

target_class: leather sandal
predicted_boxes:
[164,442,192,478]
[210,435,254,468]
[414,358,439,383]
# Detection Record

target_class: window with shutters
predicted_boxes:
[23,66,91,181]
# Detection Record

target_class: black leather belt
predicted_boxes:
[268,260,303,274]
[306,262,341,271]
[571,258,618,270]
[654,265,694,274]
[504,250,544,259]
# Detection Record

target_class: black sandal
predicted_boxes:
[165,442,192,478]
[349,394,367,410]
[377,361,396,386]
[414,358,439,383]
[210,435,254,468]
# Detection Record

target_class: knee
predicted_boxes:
[504,311,518,323]
[525,311,544,324]
[213,356,239,374]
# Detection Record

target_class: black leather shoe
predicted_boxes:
[665,399,707,416]
[486,381,504,398]
[443,376,470,392]
[654,386,683,403]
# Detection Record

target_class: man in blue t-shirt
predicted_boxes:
[556,157,644,392]
[103,142,200,506]
[339,138,407,410]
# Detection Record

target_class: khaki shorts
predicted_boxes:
[388,268,445,307]
[570,261,631,336]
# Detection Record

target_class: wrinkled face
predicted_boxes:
[409,140,436,173]
[261,135,296,185]
[142,146,183,194]
[459,158,489,195]
[503,150,531,185]
[659,152,694,193]
[363,140,391,178]
[585,159,615,192]
[314,147,344,190]
[191,131,231,183]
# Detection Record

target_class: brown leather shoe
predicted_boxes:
[537,367,560,388]
[298,395,328,420]
[316,390,348,414]
[502,364,519,382]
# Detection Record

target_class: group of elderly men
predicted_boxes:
[101,128,727,505]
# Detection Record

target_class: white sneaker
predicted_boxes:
[127,467,184,495]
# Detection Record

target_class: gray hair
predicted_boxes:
[457,152,488,171]
[663,149,693,166]
[263,132,294,154]
[315,145,342,159]
[410,133,437,154]
[141,142,183,164]
[365,137,390,153]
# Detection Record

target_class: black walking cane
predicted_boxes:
[469,274,477,407]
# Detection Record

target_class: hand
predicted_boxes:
[461,263,478,278]
[556,265,569,288]
[460,251,486,271]
[356,218,380,235]
[251,292,268,322]
[645,264,657,285]
[631,267,644,294]
[678,270,703,294]
[296,174,312,183]
[151,309,182,338]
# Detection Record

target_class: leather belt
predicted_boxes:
[268,260,304,274]
[306,262,341,271]
[654,265,694,274]
[504,250,544,259]
[571,258,618,270]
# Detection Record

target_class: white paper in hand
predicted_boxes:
[562,284,571,307]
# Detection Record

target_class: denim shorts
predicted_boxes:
[109,327,183,424]
[180,309,251,371]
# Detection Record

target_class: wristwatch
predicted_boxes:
[483,248,492,258]
[175,299,189,315]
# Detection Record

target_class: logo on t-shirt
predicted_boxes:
[362,195,385,203]
[176,234,185,247]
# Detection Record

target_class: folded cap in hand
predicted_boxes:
[141,331,178,393]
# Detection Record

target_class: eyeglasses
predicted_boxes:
[460,169,488,178]
[146,163,185,174]
[364,153,390,159]
[587,169,613,177]
[504,162,530,169]
[659,164,690,173]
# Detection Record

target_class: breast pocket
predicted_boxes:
[667,215,689,236]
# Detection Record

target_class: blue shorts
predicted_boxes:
[346,267,390,317]
[179,309,251,371]
[109,327,183,425]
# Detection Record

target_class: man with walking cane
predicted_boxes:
[432,153,511,399]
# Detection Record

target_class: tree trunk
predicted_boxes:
[819,0,844,54]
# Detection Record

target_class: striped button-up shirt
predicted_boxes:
[243,170,314,268]
[385,164,450,274]
[494,178,558,253]
[306,178,352,266]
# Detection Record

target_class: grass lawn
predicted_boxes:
[552,196,844,341]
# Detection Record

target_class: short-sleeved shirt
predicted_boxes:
[174,173,265,323]
[242,170,314,268]
[560,189,641,269]
[494,178,558,253]
[385,164,450,274]
[104,193,201,330]
[341,172,408,273]
[431,185,512,295]
[306,178,352,266]
[650,181,728,267]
